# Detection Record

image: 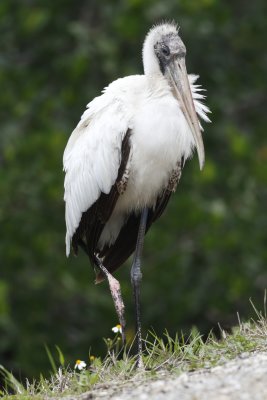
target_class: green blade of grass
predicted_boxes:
[44,345,57,374]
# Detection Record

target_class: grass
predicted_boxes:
[1,302,267,399]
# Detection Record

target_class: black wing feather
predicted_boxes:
[95,187,174,282]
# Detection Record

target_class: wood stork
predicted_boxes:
[63,22,210,366]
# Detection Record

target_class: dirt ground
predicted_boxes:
[61,351,267,400]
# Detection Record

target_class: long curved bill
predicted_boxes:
[166,57,205,170]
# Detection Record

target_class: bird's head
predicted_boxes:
[143,22,205,170]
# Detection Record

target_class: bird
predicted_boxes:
[63,22,210,366]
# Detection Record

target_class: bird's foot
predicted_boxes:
[136,354,144,369]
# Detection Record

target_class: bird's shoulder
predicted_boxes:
[63,77,140,164]
[72,75,145,131]
[102,74,151,105]
[104,74,147,93]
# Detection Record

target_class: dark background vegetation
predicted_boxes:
[1,0,266,379]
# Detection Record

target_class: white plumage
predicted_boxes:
[63,22,210,257]
[63,22,211,362]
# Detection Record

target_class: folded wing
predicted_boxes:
[63,92,132,257]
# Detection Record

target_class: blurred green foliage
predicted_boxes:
[0,0,267,379]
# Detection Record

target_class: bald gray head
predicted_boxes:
[142,22,184,75]
[154,32,186,74]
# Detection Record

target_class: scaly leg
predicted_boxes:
[131,207,148,368]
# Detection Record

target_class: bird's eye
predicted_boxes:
[162,46,170,56]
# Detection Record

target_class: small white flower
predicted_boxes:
[74,359,87,370]
[112,324,122,334]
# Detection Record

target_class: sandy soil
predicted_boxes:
[60,351,267,400]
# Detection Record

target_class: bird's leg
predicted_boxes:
[131,207,148,368]
[95,256,126,346]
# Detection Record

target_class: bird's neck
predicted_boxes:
[145,73,172,98]
[142,36,162,75]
